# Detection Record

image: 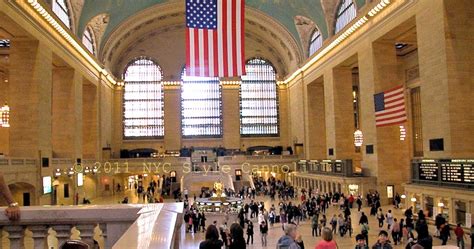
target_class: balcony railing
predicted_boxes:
[0,203,183,249]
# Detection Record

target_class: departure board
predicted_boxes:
[419,163,438,180]
[441,163,463,182]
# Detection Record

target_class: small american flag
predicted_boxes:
[185,0,245,77]
[374,85,407,127]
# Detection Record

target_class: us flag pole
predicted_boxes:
[186,0,245,77]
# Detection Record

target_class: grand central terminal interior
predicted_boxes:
[0,0,472,248]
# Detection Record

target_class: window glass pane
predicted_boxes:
[123,57,164,138]
[309,29,323,56]
[181,69,222,137]
[52,0,71,29]
[240,58,279,136]
[82,28,95,54]
[335,0,357,33]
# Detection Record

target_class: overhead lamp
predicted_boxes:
[438,202,444,207]
[410,197,417,202]
[0,102,10,128]
[84,166,90,174]
[92,166,98,174]
[401,194,406,199]
[399,126,406,140]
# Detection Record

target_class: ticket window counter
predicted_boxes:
[235,170,242,181]
[438,199,449,222]
[454,201,467,226]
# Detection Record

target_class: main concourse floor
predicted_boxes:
[91,190,470,249]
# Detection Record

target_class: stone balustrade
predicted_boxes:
[0,203,183,249]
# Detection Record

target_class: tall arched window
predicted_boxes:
[82,27,95,55]
[335,0,357,33]
[240,58,279,136]
[123,57,164,138]
[309,29,323,56]
[181,69,222,137]
[52,0,71,29]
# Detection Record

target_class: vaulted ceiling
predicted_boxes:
[77,0,367,48]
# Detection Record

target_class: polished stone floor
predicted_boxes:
[92,191,471,249]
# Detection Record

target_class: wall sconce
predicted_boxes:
[84,166,90,174]
[410,197,417,202]
[0,102,10,128]
[401,194,406,199]
[354,129,363,147]
[438,202,445,208]
[92,166,98,174]
[54,168,62,178]
[67,167,74,177]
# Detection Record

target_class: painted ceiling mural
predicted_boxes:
[78,0,366,48]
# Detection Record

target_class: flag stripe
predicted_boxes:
[375,85,407,127]
[231,0,238,77]
[198,29,205,76]
[213,30,219,76]
[185,28,191,76]
[240,0,245,74]
[236,0,242,75]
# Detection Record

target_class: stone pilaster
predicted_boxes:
[222,85,240,149]
[163,86,181,150]
[9,39,52,158]
[52,68,82,158]
[304,77,326,159]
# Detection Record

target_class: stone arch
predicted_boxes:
[81,13,110,55]
[7,182,36,206]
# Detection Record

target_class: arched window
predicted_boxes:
[181,69,222,137]
[335,0,357,33]
[240,58,279,136]
[82,27,95,54]
[309,29,323,56]
[52,0,72,29]
[123,57,164,138]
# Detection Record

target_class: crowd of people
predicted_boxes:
[192,176,473,249]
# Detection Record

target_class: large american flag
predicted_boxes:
[185,0,245,77]
[374,85,407,127]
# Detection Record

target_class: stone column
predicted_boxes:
[29,225,48,249]
[304,77,326,159]
[372,41,410,201]
[221,85,240,148]
[82,82,98,159]
[416,0,474,158]
[52,68,83,158]
[163,85,181,150]
[9,39,52,158]
[332,67,356,159]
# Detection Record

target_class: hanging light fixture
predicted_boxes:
[354,129,363,147]
[0,102,9,128]
[399,125,406,140]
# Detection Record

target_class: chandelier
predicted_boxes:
[0,102,9,128]
[354,129,363,147]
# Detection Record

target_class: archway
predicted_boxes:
[7,182,36,206]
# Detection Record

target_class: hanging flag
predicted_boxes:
[185,0,245,77]
[374,85,407,127]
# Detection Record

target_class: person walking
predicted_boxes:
[371,230,393,249]
[315,227,338,249]
[391,218,400,245]
[330,214,338,234]
[259,220,268,247]
[454,223,465,249]
[246,221,254,245]
[377,208,385,228]
[386,210,393,230]
[199,225,224,249]
[312,213,319,237]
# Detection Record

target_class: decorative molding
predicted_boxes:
[87,13,109,53]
